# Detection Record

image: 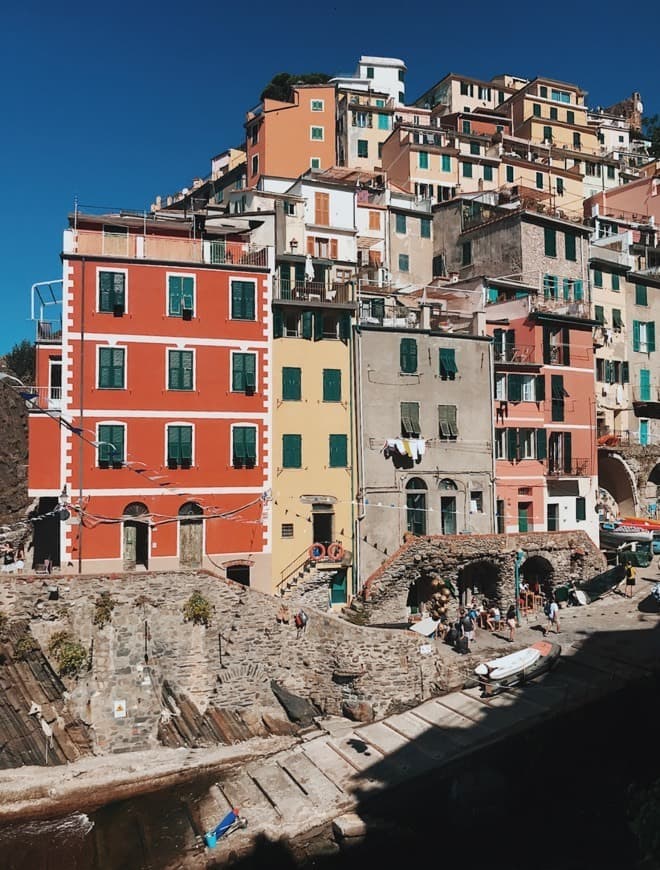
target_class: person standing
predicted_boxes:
[505,604,517,642]
[624,562,636,599]
[542,596,560,636]
[460,607,476,645]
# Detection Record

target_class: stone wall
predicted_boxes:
[360,530,606,625]
[0,570,446,758]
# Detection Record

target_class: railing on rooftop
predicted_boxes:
[274,280,353,305]
[21,386,62,412]
[493,344,537,364]
[36,320,62,343]
[70,230,269,268]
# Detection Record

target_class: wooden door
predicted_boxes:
[179,519,202,568]
[123,523,137,570]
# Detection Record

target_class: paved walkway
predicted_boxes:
[191,567,660,864]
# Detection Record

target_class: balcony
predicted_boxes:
[632,385,660,419]
[36,320,62,344]
[21,386,62,412]
[597,428,659,447]
[68,230,269,268]
[546,457,590,477]
[493,344,537,365]
[274,280,354,305]
[531,294,591,320]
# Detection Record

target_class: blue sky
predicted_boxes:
[2,1,658,356]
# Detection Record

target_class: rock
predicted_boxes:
[332,813,367,839]
[270,680,320,726]
[341,700,374,724]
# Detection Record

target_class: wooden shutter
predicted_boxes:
[330,239,338,259]
[168,426,180,461]
[302,311,313,340]
[99,348,111,387]
[648,322,656,352]
[400,338,417,373]
[594,305,604,324]
[562,326,570,366]
[633,320,641,352]
[329,434,347,467]
[180,427,192,462]
[543,327,551,364]
[315,192,329,226]
[169,276,182,314]
[576,496,586,522]
[544,227,556,257]
[306,237,315,255]
[439,348,457,377]
[244,354,256,391]
[111,349,124,388]
[574,280,583,301]
[181,352,193,389]
[282,367,301,401]
[313,311,324,341]
[536,375,545,401]
[563,433,572,473]
[508,374,522,403]
[536,428,547,460]
[507,427,518,461]
[323,369,341,402]
[232,354,245,391]
[622,361,629,384]
[339,311,351,340]
[640,368,651,401]
[245,427,257,462]
[283,435,301,468]
[565,233,576,260]
[273,308,284,338]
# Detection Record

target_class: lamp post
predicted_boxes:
[514,548,525,625]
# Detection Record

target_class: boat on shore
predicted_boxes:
[599,521,653,550]
[475,641,561,696]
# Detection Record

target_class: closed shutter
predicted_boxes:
[564,233,576,260]
[576,496,586,522]
[505,330,515,360]
[330,239,338,259]
[232,354,245,391]
[439,348,457,378]
[329,434,348,467]
[273,308,284,338]
[508,374,522,403]
[306,237,315,255]
[536,428,547,460]
[563,433,572,473]
[167,426,180,461]
[371,298,385,320]
[231,281,255,319]
[648,322,656,352]
[282,367,301,401]
[400,338,417,373]
[640,368,651,401]
[169,276,182,314]
[544,227,556,257]
[612,309,623,329]
[169,351,193,390]
[339,311,351,340]
[302,311,313,340]
[99,424,124,464]
[182,277,194,311]
[507,428,518,461]
[562,326,570,366]
[536,375,545,401]
[244,354,256,391]
[574,280,583,301]
[315,192,329,225]
[323,369,341,402]
[635,284,647,306]
[99,348,112,387]
[181,352,193,389]
[622,361,629,383]
[594,305,605,325]
[633,320,641,352]
[282,434,302,468]
[313,310,324,341]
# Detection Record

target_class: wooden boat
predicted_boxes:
[474,640,561,696]
[599,522,653,549]
[620,516,660,531]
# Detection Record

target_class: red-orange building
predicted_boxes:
[28,212,273,588]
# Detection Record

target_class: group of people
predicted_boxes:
[436,598,519,651]
[0,542,24,573]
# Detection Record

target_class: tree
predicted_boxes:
[641,115,660,159]
[260,72,331,103]
[4,339,35,384]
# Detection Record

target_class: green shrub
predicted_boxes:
[0,611,8,641]
[15,633,38,660]
[182,590,212,627]
[93,591,117,629]
[48,631,88,677]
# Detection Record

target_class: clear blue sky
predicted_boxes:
[2,1,658,356]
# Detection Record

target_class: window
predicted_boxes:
[438,404,458,440]
[544,227,557,257]
[519,428,536,459]
[353,111,371,128]
[470,141,480,155]
[462,241,472,266]
[281,523,294,538]
[98,424,124,468]
[612,308,623,330]
[396,213,407,234]
[439,348,457,380]
[232,353,256,393]
[400,338,418,373]
[314,191,329,225]
[611,272,620,291]
[470,491,483,513]
[506,165,514,183]
[521,374,537,402]
[551,89,571,103]
[495,428,506,459]
[97,346,125,389]
[633,321,656,353]
[640,369,651,401]
[282,366,301,400]
[543,126,553,142]
[551,374,568,422]
[232,426,257,468]
[593,269,603,288]
[357,139,368,158]
[421,218,431,239]
[311,99,324,112]
[329,434,348,467]
[543,274,558,299]
[442,154,451,172]
[282,434,302,469]
[549,107,558,121]
[564,233,577,261]
[536,171,544,190]
[167,425,193,468]
[377,143,383,159]
[418,150,429,169]
[544,324,570,365]
[168,350,193,390]
[462,120,471,134]
[231,280,255,320]
[556,177,564,196]
[323,368,341,401]
[483,165,493,181]
[398,92,404,103]
[640,420,650,446]
[251,154,258,177]
[399,254,409,272]
[366,66,374,78]
[406,478,427,536]
[369,210,381,230]
[567,110,575,124]
[250,124,259,145]
[378,112,389,130]
[98,270,126,313]
[539,86,548,98]
[168,275,194,317]
[462,162,473,178]
[495,373,507,401]
[607,165,615,179]
[594,305,605,325]
[636,284,648,306]
[401,402,420,437]
[310,157,321,170]
[398,69,405,82]
[310,126,324,140]
[573,132,581,149]
[532,103,541,117]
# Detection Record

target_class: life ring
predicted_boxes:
[309,543,326,561]
[326,542,344,561]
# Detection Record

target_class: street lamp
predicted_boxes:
[514,548,525,625]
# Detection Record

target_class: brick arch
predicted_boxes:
[598,450,638,517]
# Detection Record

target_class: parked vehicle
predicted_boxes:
[474,640,561,697]
[652,532,660,556]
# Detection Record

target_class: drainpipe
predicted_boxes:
[487,338,497,533]
[348,292,356,599]
[514,547,525,624]
[353,319,366,595]
[78,258,86,574]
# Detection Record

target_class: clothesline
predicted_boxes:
[383,438,426,462]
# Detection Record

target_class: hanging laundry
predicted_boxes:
[402,439,413,458]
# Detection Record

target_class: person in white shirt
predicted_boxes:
[542,597,560,635]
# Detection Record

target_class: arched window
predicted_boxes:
[178,501,203,517]
[406,477,427,536]
[438,478,458,491]
[123,502,148,518]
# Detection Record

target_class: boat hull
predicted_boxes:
[476,641,561,697]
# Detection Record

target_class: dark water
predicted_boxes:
[2,678,660,870]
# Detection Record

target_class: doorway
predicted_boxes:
[312,504,334,548]
[32,497,61,569]
[122,502,149,570]
[518,502,532,533]
[441,497,457,534]
[547,503,559,531]
[330,569,347,605]
[179,502,203,569]
[406,478,427,536]
[226,565,250,586]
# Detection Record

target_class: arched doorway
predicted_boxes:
[122,502,149,570]
[597,450,638,517]
[438,478,458,534]
[406,478,427,536]
[179,502,203,569]
[521,555,554,596]
[458,560,501,606]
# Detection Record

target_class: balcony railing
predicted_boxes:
[546,457,590,477]
[36,320,62,343]
[597,429,659,447]
[69,230,269,268]
[531,295,591,320]
[632,386,660,404]
[274,280,353,304]
[21,386,62,412]
[493,344,536,364]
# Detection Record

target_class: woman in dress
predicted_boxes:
[505,604,517,642]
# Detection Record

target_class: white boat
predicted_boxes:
[599,522,653,549]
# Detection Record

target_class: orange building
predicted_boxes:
[245,84,337,185]
[28,212,273,588]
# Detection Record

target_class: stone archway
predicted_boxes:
[457,560,502,606]
[597,450,638,517]
[521,555,554,596]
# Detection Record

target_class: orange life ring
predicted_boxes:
[309,543,326,561]
[327,542,344,561]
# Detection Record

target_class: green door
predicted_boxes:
[330,570,347,605]
[640,369,651,402]
[441,497,456,535]
[518,502,531,532]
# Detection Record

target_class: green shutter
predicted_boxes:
[611,273,620,291]
[574,280,583,301]
[536,429,547,460]
[339,311,351,340]
[232,281,255,319]
[232,354,245,391]
[640,368,651,401]
[169,276,182,314]
[99,271,125,312]
[563,433,572,473]
[329,434,348,467]
[282,434,302,468]
[302,311,313,340]
[648,322,656,352]
[612,309,623,330]
[99,424,124,465]
[508,374,522,403]
[182,277,194,311]
[282,367,301,401]
[323,369,341,402]
[563,278,571,301]
[536,375,545,401]
[633,320,641,352]
[595,305,605,325]
[636,284,648,306]
[562,326,570,366]
[99,348,112,387]
[180,426,192,461]
[273,307,284,338]
[169,350,193,390]
[371,299,385,320]
[400,338,417,373]
[576,496,586,522]
[313,311,324,341]
[507,428,518,461]
[439,348,457,378]
[622,361,629,383]
[564,233,576,260]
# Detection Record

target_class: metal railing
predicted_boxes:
[597,429,659,447]
[546,457,590,477]
[632,386,660,403]
[274,280,353,304]
[21,386,62,411]
[493,344,536,364]
[277,547,312,592]
[36,320,62,343]
[71,230,269,268]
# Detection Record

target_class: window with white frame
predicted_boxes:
[495,373,507,400]
[167,274,195,317]
[98,347,125,389]
[521,375,537,402]
[167,424,193,468]
[98,270,126,313]
[310,126,324,141]
[311,99,324,112]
